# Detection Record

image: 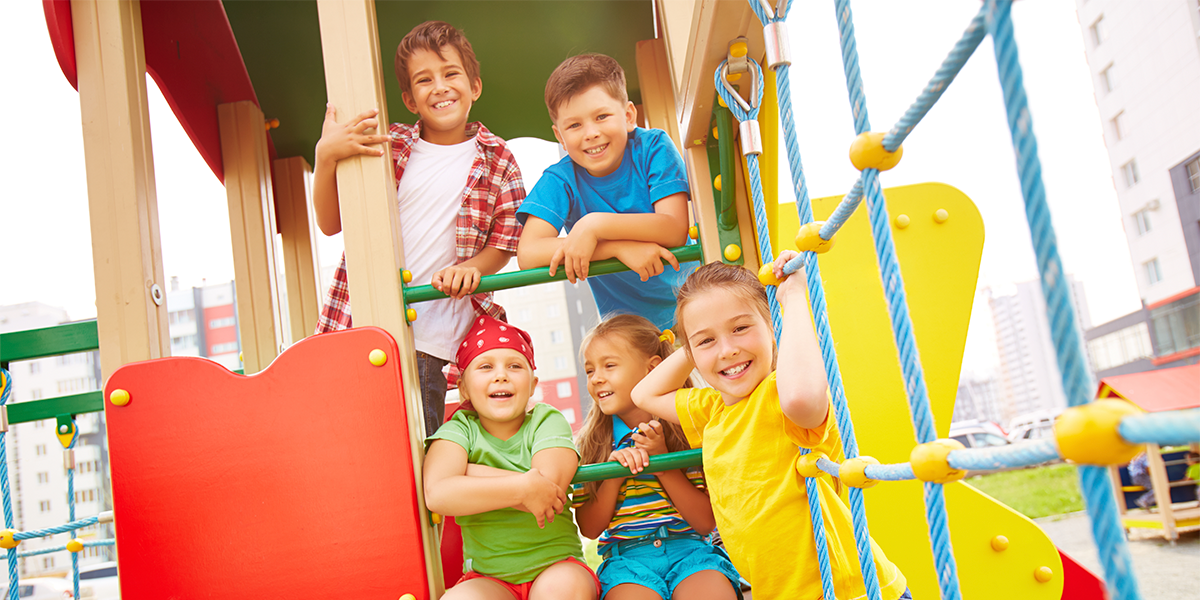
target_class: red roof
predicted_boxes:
[1096,364,1200,412]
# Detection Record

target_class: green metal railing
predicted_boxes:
[1,320,104,424]
[403,244,703,305]
[572,449,703,484]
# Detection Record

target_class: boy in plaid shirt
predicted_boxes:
[312,21,524,437]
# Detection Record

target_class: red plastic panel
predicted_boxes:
[105,327,429,599]
[1058,549,1106,600]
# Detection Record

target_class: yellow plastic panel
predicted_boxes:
[777,183,1062,599]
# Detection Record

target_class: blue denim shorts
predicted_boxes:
[597,537,742,599]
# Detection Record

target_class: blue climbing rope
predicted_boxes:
[1119,410,1200,447]
[66,427,79,600]
[0,370,17,600]
[829,1,962,598]
[984,2,1141,598]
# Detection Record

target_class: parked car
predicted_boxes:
[1007,420,1056,443]
[78,562,119,600]
[949,423,1011,449]
[1,577,74,599]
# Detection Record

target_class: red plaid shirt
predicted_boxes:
[316,122,525,333]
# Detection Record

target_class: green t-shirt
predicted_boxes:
[427,403,583,583]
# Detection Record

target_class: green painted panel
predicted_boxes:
[223,0,655,164]
[0,320,99,364]
[6,392,105,424]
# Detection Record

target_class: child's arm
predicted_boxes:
[424,440,568,528]
[773,251,831,429]
[633,421,716,534]
[431,247,514,299]
[530,447,580,498]
[631,348,692,425]
[574,476,625,539]
[311,105,392,236]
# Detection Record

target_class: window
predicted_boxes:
[39,500,50,512]
[169,309,194,325]
[1144,258,1163,285]
[1089,16,1106,46]
[209,317,236,328]
[29,389,42,400]
[547,305,560,318]
[211,342,239,354]
[556,381,572,398]
[171,335,196,347]
[42,557,54,570]
[1133,208,1152,236]
[554,356,568,370]
[35,445,46,456]
[549,330,564,344]
[1110,111,1124,141]
[1086,323,1152,371]
[1150,292,1200,356]
[28,362,40,375]
[1099,64,1114,94]
[519,309,532,322]
[1188,158,1200,192]
[36,473,48,484]
[1120,159,1139,187]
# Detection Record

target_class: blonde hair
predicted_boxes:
[575,314,690,497]
[544,53,628,123]
[675,262,776,367]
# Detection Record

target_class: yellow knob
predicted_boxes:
[839,456,881,489]
[794,222,836,254]
[0,530,18,550]
[66,539,84,553]
[1034,566,1053,583]
[723,244,742,262]
[431,512,443,525]
[895,214,910,229]
[796,451,828,478]
[399,595,417,600]
[401,269,413,284]
[713,174,722,192]
[406,308,418,323]
[712,126,719,141]
[730,41,748,58]
[757,263,782,287]
[990,535,1009,552]
[109,389,131,407]
[717,96,727,109]
[848,132,903,171]
[369,349,388,367]
[688,225,699,240]
[1055,400,1142,465]
[726,72,742,82]
[934,208,949,223]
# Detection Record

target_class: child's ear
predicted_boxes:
[402,91,418,115]
[624,101,637,131]
[471,78,483,101]
[647,355,663,370]
[551,123,565,147]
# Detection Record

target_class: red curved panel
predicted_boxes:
[42,0,76,89]
[104,327,430,599]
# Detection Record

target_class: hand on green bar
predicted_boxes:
[572,448,703,484]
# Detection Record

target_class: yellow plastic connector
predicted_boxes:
[688,225,699,240]
[406,308,418,323]
[56,423,77,449]
[712,126,719,141]
[431,512,443,525]
[400,594,417,600]
[894,214,911,229]
[401,269,413,284]
[368,349,388,367]
[839,456,881,488]
[849,132,903,172]
[1055,399,1143,465]
[1034,566,1054,583]
[109,389,131,407]
[66,539,84,553]
[910,439,968,484]
[0,530,18,550]
[796,451,828,478]
[723,244,742,262]
[990,535,1010,552]
[794,222,836,254]
[264,118,280,131]
[713,174,722,192]
[757,263,783,287]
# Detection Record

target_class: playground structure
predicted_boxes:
[0,1,1197,599]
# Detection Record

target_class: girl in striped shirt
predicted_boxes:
[573,314,741,600]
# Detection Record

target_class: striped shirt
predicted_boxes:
[572,416,706,554]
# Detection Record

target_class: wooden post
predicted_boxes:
[219,101,285,372]
[1147,444,1178,540]
[315,1,441,594]
[636,38,682,150]
[71,0,169,383]
[274,157,322,341]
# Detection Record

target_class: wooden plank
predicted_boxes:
[635,37,682,151]
[1146,443,1178,540]
[219,101,285,372]
[315,1,440,595]
[71,0,169,383]
[274,156,322,341]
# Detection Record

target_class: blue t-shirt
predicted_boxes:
[518,128,696,328]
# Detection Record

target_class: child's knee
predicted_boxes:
[531,559,599,600]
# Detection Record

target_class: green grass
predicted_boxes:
[965,463,1085,519]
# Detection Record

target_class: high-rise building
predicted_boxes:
[988,278,1091,424]
[1075,0,1200,376]
[165,278,242,371]
[952,375,1004,426]
[0,303,113,576]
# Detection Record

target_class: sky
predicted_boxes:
[0,1,1141,378]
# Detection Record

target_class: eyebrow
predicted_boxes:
[687,313,757,342]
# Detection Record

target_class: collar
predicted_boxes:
[393,121,501,148]
[612,415,637,451]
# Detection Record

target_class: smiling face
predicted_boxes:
[680,289,775,405]
[583,335,660,419]
[551,85,637,178]
[401,46,482,145]
[458,348,538,437]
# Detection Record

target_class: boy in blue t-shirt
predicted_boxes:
[516,54,695,329]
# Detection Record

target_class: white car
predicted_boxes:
[78,562,119,600]
[1,577,74,599]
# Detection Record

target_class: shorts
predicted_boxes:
[455,556,601,600]
[597,538,742,599]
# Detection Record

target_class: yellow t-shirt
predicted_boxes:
[676,372,907,600]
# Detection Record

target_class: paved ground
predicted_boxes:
[1036,510,1199,600]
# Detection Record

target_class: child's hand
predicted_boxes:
[314,104,390,166]
[432,265,483,299]
[773,250,808,303]
[520,468,567,528]
[609,447,651,475]
[549,224,599,282]
[631,420,668,456]
[615,242,680,282]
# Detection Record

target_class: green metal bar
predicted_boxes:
[0,320,99,364]
[7,392,104,424]
[715,103,738,231]
[404,245,703,305]
[572,449,703,484]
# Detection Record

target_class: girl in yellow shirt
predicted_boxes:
[632,253,909,600]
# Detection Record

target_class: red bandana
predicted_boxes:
[455,315,536,371]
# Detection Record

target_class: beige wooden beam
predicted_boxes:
[635,38,682,151]
[1146,444,1178,540]
[71,0,169,382]
[219,101,285,372]
[315,1,441,594]
[273,157,322,341]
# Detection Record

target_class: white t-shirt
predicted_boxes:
[398,136,478,361]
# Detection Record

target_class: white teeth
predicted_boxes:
[585,144,607,155]
[490,391,512,398]
[721,362,749,376]
[597,391,613,398]
[434,100,454,109]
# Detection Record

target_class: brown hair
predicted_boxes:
[675,262,776,366]
[544,53,629,123]
[394,21,481,97]
[575,314,691,497]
